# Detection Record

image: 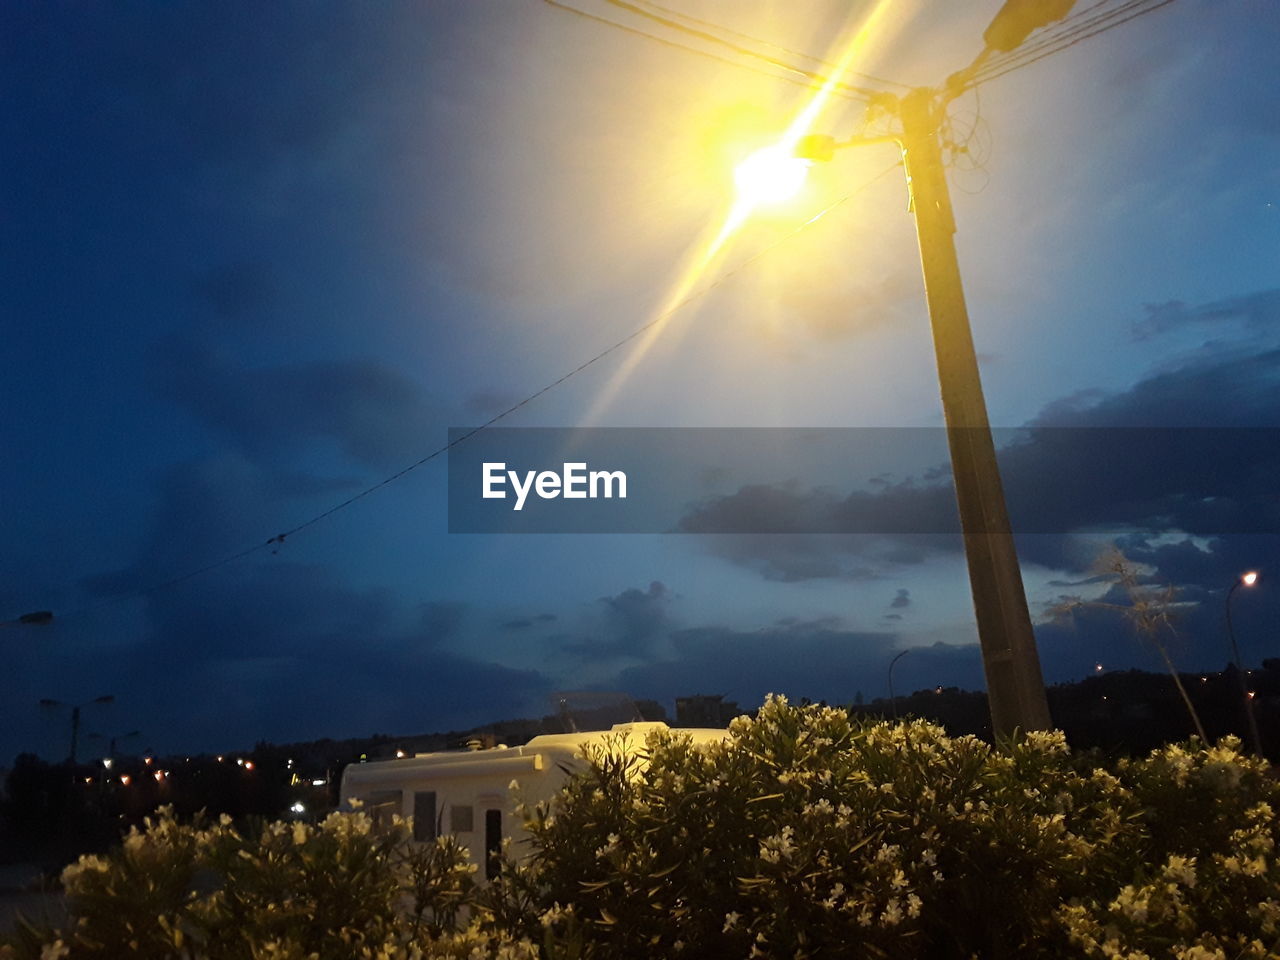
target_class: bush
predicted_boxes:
[0,808,536,960]
[6,698,1279,959]
[513,696,1280,959]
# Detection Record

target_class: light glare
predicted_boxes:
[734,146,810,208]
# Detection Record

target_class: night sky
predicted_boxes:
[3,0,1278,763]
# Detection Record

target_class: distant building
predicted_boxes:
[675,694,742,728]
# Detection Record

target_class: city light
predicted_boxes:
[290,802,306,814]
[1242,571,1259,586]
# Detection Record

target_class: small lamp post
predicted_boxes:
[1225,571,1262,757]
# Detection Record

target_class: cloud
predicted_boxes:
[151,340,443,469]
[32,557,552,757]
[889,588,911,609]
[678,302,1280,587]
[562,581,672,659]
[191,261,277,321]
[501,613,557,631]
[614,621,987,708]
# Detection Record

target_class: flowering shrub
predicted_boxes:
[0,808,535,960]
[512,696,1280,959]
[5,698,1278,960]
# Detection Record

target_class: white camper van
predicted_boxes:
[339,721,727,879]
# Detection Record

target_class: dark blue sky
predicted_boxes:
[3,0,1278,762]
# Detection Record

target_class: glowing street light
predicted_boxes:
[1226,570,1263,756]
[733,145,811,208]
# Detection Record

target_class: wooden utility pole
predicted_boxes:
[897,88,1052,737]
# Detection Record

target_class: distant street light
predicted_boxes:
[39,695,114,764]
[1225,570,1263,756]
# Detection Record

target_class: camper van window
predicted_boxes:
[484,809,502,880]
[412,791,437,843]
[364,790,402,832]
[450,804,474,833]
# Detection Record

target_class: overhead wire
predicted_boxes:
[599,0,888,100]
[954,0,1139,85]
[540,0,872,102]
[68,162,904,617]
[62,0,1186,614]
[959,0,1178,90]
[631,0,910,90]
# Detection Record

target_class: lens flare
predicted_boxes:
[734,146,811,208]
[580,0,895,425]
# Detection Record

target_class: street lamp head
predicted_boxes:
[794,134,837,163]
[1242,571,1259,587]
[734,144,811,208]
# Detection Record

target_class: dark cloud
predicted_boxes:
[84,455,309,597]
[615,621,986,708]
[151,340,442,469]
[418,602,467,644]
[11,554,553,758]
[889,588,911,609]
[500,613,559,631]
[191,261,276,321]
[680,310,1280,587]
[588,581,671,658]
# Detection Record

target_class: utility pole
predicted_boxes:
[897,88,1052,737]
[40,695,114,764]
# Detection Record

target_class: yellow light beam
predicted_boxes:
[580,0,897,426]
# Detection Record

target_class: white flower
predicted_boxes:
[1162,855,1196,888]
[540,902,573,928]
[595,833,620,859]
[60,854,109,888]
[722,911,741,932]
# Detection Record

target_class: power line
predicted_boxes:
[632,0,910,90]
[540,0,871,103]
[968,1,1177,89]
[600,0,887,100]
[951,0,1134,86]
[960,0,1178,90]
[71,163,903,616]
